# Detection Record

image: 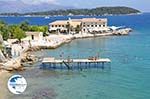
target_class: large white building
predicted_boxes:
[49,18,109,34]
[81,18,108,33]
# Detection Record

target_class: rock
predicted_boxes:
[2,57,23,71]
[113,28,132,35]
[21,53,38,64]
[0,50,7,62]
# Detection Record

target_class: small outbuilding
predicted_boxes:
[24,32,43,41]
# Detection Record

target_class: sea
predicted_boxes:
[0,13,150,99]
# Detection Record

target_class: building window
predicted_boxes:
[51,25,54,27]
[91,25,93,27]
[62,25,64,27]
[83,25,86,27]
[59,25,61,27]
[95,25,97,27]
[87,25,90,27]
[103,25,105,27]
[55,25,57,27]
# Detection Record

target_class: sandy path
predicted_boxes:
[0,70,11,99]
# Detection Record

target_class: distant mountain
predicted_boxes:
[0,1,74,13]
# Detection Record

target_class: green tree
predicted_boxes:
[0,20,9,40]
[20,21,29,31]
[75,24,82,33]
[29,25,48,36]
[39,26,48,36]
[8,25,18,39]
[13,26,26,42]
[0,20,6,25]
[66,22,71,34]
[29,25,39,31]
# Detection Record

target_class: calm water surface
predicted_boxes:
[1,13,150,99]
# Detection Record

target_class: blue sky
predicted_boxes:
[2,0,150,12]
[57,0,150,12]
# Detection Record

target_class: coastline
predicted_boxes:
[0,12,142,17]
[26,28,132,51]
[0,28,132,72]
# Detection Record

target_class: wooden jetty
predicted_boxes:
[41,57,111,70]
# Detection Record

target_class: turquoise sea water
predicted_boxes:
[3,13,150,99]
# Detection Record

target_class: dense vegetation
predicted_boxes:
[0,20,48,41]
[0,7,140,16]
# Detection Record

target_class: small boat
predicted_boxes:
[44,16,50,19]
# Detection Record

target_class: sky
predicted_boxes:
[2,0,150,12]
[56,0,150,12]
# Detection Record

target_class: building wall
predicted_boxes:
[49,24,67,32]
[81,22,108,33]
[23,32,43,41]
[49,18,108,34]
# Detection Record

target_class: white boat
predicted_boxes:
[44,16,50,19]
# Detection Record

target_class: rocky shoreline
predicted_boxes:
[0,28,132,72]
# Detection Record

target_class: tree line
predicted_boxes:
[0,20,48,41]
[0,7,140,16]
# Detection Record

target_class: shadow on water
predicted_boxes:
[15,58,112,79]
